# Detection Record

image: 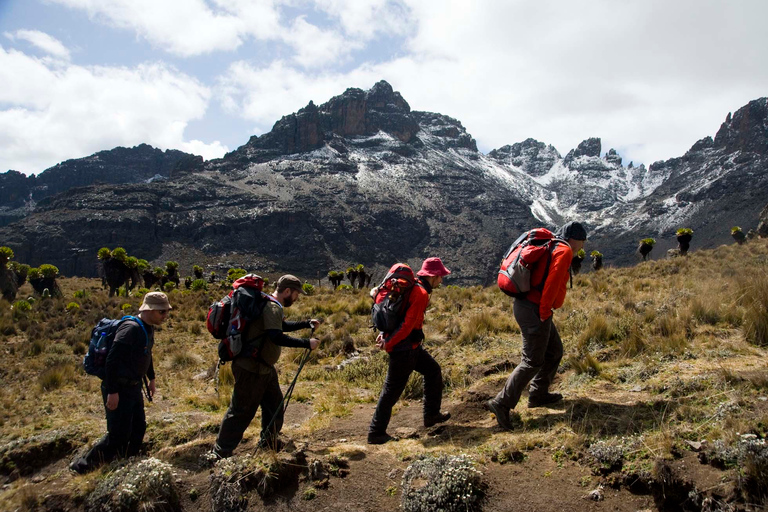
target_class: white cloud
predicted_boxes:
[312,0,413,40]
[216,0,768,167]
[286,16,358,68]
[0,45,227,174]
[4,29,71,60]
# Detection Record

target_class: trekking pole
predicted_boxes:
[259,327,315,448]
[142,375,153,403]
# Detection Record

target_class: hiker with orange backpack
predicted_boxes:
[487,221,587,430]
[211,275,321,458]
[367,258,452,445]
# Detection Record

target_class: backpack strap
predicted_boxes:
[533,238,567,293]
[122,315,150,355]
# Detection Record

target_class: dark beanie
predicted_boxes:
[557,221,588,241]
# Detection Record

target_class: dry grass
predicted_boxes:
[2,240,768,507]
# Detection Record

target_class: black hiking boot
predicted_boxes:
[257,437,285,452]
[486,399,513,430]
[367,432,398,445]
[69,457,90,475]
[424,411,451,428]
[527,392,563,408]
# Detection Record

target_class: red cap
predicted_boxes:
[417,257,451,277]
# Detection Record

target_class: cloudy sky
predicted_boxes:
[1,0,766,175]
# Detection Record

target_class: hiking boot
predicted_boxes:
[367,432,398,445]
[69,457,90,475]
[257,437,285,452]
[424,411,451,428]
[527,392,563,408]
[486,399,513,430]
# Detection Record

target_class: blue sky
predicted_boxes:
[1,0,767,175]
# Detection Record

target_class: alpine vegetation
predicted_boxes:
[401,455,486,512]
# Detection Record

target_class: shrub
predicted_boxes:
[153,267,165,278]
[12,299,31,313]
[66,302,80,312]
[111,247,128,263]
[73,289,88,299]
[336,284,353,291]
[302,282,315,295]
[86,457,180,512]
[193,265,203,278]
[576,248,586,259]
[121,303,132,313]
[590,250,603,258]
[227,268,247,282]
[97,247,111,260]
[38,264,59,279]
[166,261,179,272]
[164,282,176,293]
[126,256,138,269]
[191,279,208,291]
[27,267,40,280]
[732,226,743,235]
[640,238,656,247]
[676,228,693,236]
[0,246,14,264]
[401,455,486,512]
[137,258,149,272]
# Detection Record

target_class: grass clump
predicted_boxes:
[401,455,486,512]
[85,457,180,512]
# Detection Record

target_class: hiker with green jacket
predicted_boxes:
[70,292,171,473]
[487,222,587,430]
[212,275,321,457]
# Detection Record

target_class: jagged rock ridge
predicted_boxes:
[0,83,766,283]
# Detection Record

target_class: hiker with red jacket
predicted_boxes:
[368,257,452,445]
[212,275,321,458]
[487,221,587,430]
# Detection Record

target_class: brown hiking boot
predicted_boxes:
[486,399,513,430]
[424,411,451,428]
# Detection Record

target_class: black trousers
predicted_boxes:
[369,345,443,435]
[214,363,283,457]
[83,383,146,467]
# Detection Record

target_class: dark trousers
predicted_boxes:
[214,363,283,457]
[369,345,443,435]
[494,299,563,408]
[83,383,146,467]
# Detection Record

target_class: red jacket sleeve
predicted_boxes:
[384,286,429,352]
[538,243,572,320]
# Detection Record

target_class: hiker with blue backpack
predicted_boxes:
[70,292,172,473]
[487,221,587,430]
[367,257,452,445]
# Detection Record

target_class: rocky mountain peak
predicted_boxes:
[713,97,768,155]
[604,148,622,167]
[220,80,421,166]
[487,138,560,177]
[563,137,602,166]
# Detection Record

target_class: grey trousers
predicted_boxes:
[214,363,283,457]
[494,299,563,409]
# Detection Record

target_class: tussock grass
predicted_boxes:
[2,240,768,505]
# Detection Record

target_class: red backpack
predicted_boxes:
[207,274,282,361]
[371,263,416,333]
[498,228,565,298]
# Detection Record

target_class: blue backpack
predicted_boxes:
[83,316,148,379]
